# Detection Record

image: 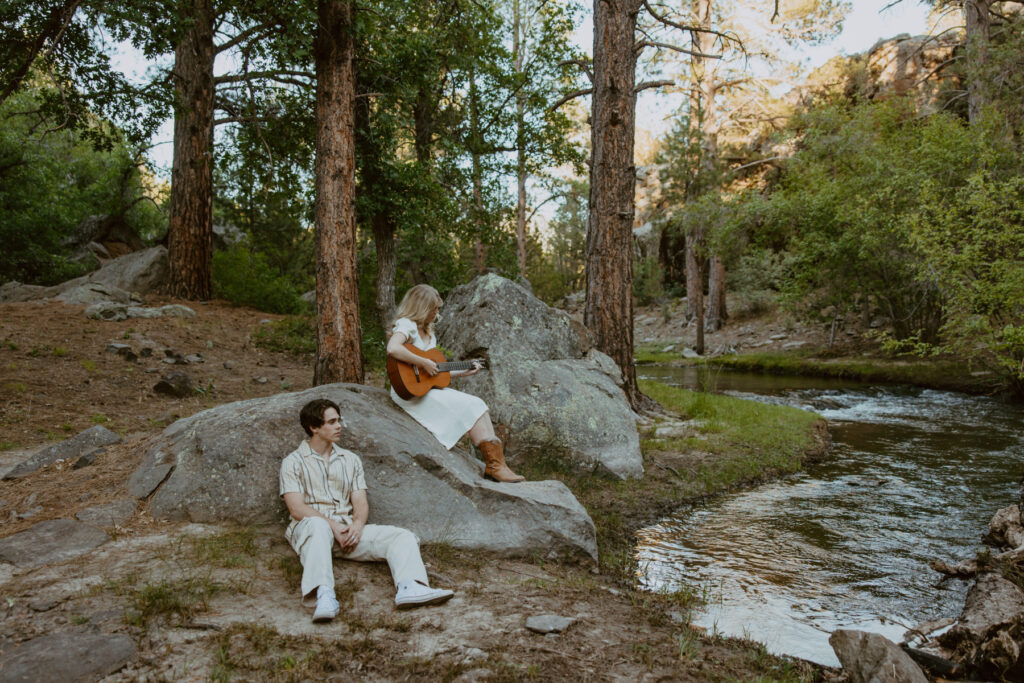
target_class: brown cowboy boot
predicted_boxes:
[478,439,525,483]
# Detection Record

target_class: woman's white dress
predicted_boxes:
[389,317,488,450]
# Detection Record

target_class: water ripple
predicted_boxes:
[636,366,1024,666]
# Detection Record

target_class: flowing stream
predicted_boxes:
[635,366,1024,667]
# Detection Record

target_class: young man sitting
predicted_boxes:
[280,398,454,622]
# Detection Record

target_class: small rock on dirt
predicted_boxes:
[160,304,195,318]
[0,518,110,568]
[72,447,105,470]
[0,632,136,682]
[154,370,195,398]
[525,615,575,634]
[28,599,60,612]
[3,425,121,480]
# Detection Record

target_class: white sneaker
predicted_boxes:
[312,586,340,623]
[394,580,454,610]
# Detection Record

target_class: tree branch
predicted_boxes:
[214,71,315,87]
[641,0,742,47]
[635,79,675,93]
[215,20,281,54]
[548,87,592,112]
[559,58,593,83]
[635,40,722,59]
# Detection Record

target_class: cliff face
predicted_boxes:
[804,32,963,113]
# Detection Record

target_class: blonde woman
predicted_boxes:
[386,284,525,483]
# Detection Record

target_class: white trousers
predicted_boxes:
[288,516,429,605]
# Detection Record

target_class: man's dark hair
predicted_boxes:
[300,398,341,436]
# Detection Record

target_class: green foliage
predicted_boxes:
[764,100,969,341]
[911,167,1024,393]
[252,316,315,356]
[633,256,664,305]
[525,179,587,304]
[212,245,305,314]
[0,81,165,285]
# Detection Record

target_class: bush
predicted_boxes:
[212,246,305,314]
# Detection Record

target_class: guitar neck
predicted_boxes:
[437,361,477,372]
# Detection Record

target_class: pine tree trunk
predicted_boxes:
[313,0,362,385]
[585,0,642,409]
[685,229,700,320]
[167,0,215,300]
[705,252,727,332]
[964,0,993,124]
[372,213,396,332]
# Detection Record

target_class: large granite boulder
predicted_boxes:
[82,245,168,295]
[128,384,597,562]
[436,274,642,479]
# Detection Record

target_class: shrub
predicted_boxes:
[212,246,305,314]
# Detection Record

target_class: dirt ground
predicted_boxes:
[0,297,837,682]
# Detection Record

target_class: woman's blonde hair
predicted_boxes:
[393,284,443,335]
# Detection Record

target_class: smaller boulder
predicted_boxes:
[159,304,196,318]
[56,282,140,306]
[85,302,128,321]
[829,629,928,683]
[3,426,121,480]
[154,370,195,398]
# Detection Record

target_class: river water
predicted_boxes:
[634,366,1024,666]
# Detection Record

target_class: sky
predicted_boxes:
[123,0,935,174]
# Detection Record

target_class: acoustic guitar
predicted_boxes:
[386,344,488,400]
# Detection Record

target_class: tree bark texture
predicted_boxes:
[167,0,215,300]
[313,0,363,385]
[585,0,642,409]
[964,0,993,124]
[705,253,727,332]
[686,231,706,354]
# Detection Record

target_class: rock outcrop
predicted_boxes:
[0,246,168,303]
[3,425,121,480]
[128,384,598,562]
[436,274,643,479]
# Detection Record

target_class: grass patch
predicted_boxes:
[3,382,27,392]
[635,343,687,364]
[183,527,259,569]
[704,352,1001,394]
[252,315,315,356]
[209,622,467,681]
[51,346,68,357]
[80,359,97,372]
[114,575,226,629]
[91,413,108,424]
